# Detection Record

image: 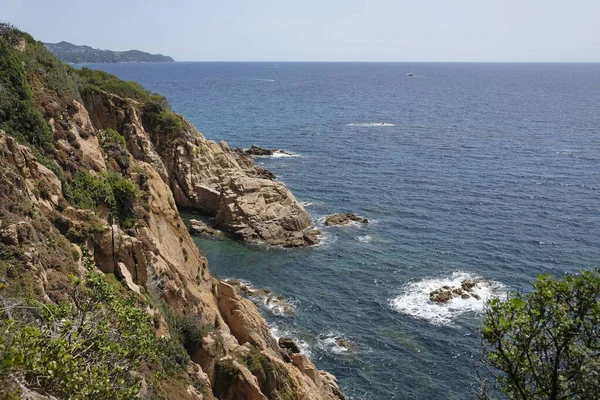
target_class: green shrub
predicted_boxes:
[64,171,140,229]
[77,67,164,103]
[65,171,114,211]
[242,349,296,400]
[173,314,211,356]
[109,175,139,229]
[98,128,130,171]
[0,37,54,152]
[0,270,159,399]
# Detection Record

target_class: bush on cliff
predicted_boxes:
[77,67,165,104]
[480,269,600,399]
[65,171,141,229]
[0,36,54,152]
[0,270,156,399]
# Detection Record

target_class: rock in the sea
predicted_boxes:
[461,279,478,292]
[430,279,484,304]
[189,219,222,238]
[243,145,292,157]
[335,339,355,351]
[214,175,317,247]
[324,213,368,226]
[245,145,275,156]
[429,289,452,303]
[279,337,301,354]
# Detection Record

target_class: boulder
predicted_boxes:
[279,337,301,354]
[116,262,141,295]
[429,289,452,303]
[461,279,478,292]
[1,224,19,246]
[324,213,368,226]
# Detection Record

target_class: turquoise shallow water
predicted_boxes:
[89,62,600,399]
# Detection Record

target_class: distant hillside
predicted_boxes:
[44,41,174,63]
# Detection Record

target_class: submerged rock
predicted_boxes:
[324,213,369,226]
[335,339,356,351]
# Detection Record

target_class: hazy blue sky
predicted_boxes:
[4,0,600,61]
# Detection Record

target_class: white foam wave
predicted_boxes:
[248,150,300,158]
[270,325,312,357]
[253,78,276,82]
[316,332,351,355]
[311,229,336,248]
[225,278,296,316]
[355,235,373,243]
[390,272,505,326]
[347,122,396,127]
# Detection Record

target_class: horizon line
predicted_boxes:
[88,60,600,64]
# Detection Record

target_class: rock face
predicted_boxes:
[214,175,318,247]
[82,91,317,247]
[325,213,369,226]
[429,279,484,303]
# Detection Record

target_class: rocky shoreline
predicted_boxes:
[0,27,344,400]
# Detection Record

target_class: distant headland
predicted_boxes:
[43,41,174,63]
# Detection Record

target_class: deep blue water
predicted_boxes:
[88,62,600,399]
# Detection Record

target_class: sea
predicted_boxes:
[85,62,600,399]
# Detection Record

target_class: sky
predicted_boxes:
[3,0,600,62]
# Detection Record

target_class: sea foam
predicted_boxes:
[390,272,505,326]
[347,122,396,127]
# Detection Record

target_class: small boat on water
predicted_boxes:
[406,72,414,76]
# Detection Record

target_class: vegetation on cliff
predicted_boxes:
[0,23,343,400]
[0,24,203,399]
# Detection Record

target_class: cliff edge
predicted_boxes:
[0,24,339,400]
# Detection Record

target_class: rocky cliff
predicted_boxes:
[79,89,319,247]
[0,24,340,400]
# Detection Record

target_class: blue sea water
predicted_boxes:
[89,62,600,399]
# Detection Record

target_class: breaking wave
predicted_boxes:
[389,272,506,326]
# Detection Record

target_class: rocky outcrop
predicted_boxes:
[0,131,63,212]
[189,219,223,238]
[217,281,279,352]
[233,145,292,157]
[214,175,318,246]
[81,91,317,247]
[429,279,484,303]
[325,213,369,226]
[279,337,301,354]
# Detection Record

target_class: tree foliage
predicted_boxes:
[1,270,159,399]
[481,270,600,400]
